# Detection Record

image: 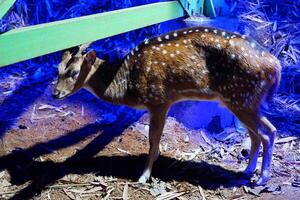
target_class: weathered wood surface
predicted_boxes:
[0,1,184,67]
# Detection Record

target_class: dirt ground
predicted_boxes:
[0,66,300,200]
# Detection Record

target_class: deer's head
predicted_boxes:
[53,43,102,99]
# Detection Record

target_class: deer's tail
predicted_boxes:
[266,62,281,103]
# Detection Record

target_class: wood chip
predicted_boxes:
[0,171,5,179]
[122,182,129,200]
[117,148,132,155]
[156,191,185,200]
[103,188,114,200]
[62,188,76,200]
[198,186,206,200]
[275,137,299,144]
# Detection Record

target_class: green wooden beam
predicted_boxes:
[0,0,16,19]
[0,1,184,67]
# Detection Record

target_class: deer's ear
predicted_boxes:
[62,51,71,61]
[84,50,96,66]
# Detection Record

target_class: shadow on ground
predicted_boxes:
[0,66,55,139]
[0,120,250,200]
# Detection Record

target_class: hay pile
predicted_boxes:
[234,0,300,66]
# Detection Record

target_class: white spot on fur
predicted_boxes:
[167,43,171,46]
[162,62,166,66]
[170,53,175,58]
[195,29,199,32]
[165,35,170,40]
[175,43,180,47]
[204,29,208,32]
[183,31,187,34]
[213,29,217,34]
[173,32,178,37]
[189,30,193,33]
[221,31,226,36]
[157,37,162,42]
[144,39,149,44]
[176,50,180,54]
[183,40,187,44]
[162,50,167,54]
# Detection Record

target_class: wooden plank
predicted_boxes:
[0,0,16,19]
[0,1,184,67]
[204,0,216,18]
[179,0,204,16]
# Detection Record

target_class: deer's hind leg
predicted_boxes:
[243,128,261,175]
[233,110,261,176]
[232,109,276,185]
[256,116,276,185]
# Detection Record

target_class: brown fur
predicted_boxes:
[54,26,281,185]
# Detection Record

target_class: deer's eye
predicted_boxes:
[68,71,79,79]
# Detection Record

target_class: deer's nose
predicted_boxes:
[53,89,66,99]
[53,89,60,98]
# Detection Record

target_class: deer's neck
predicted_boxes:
[85,60,128,104]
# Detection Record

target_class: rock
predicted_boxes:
[18,124,27,129]
[96,113,117,125]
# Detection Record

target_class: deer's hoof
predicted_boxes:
[253,170,270,186]
[237,166,255,178]
[254,176,269,186]
[138,175,149,184]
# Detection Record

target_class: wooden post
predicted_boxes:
[204,0,217,18]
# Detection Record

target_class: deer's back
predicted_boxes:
[121,26,281,109]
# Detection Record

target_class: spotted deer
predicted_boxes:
[53,26,281,186]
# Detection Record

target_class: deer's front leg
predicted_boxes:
[138,107,168,183]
